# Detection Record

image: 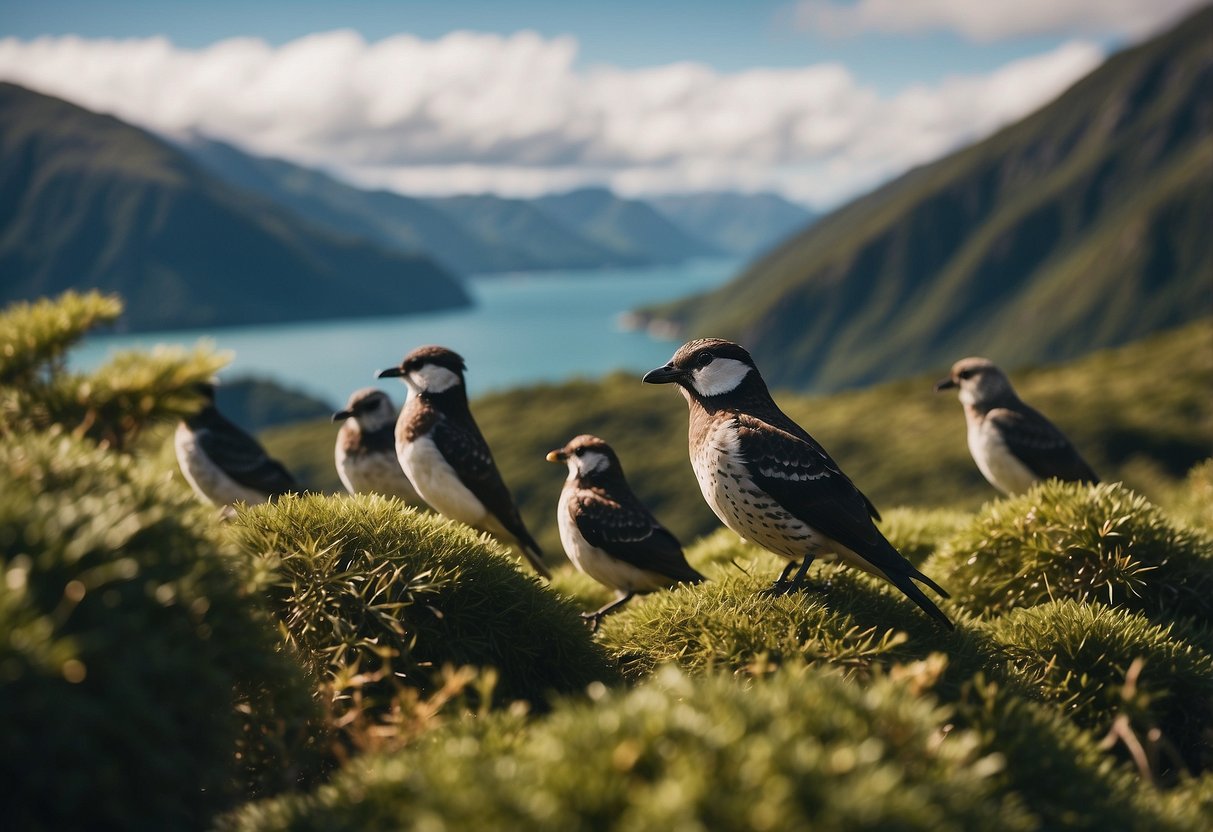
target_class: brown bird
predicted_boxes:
[644,338,952,628]
[547,434,704,629]
[332,388,426,507]
[378,346,549,578]
[935,357,1098,495]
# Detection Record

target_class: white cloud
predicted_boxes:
[794,0,1205,42]
[0,30,1104,207]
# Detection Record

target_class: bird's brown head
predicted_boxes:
[643,338,762,401]
[333,387,395,429]
[377,345,467,395]
[934,357,1014,406]
[546,434,622,480]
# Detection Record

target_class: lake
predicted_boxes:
[70,258,740,406]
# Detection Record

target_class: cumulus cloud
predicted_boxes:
[794,0,1205,42]
[0,30,1104,206]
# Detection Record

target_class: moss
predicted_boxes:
[878,507,970,566]
[926,481,1213,623]
[0,432,320,831]
[986,600,1213,774]
[229,494,618,719]
[223,666,1034,832]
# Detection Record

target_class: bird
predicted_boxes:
[175,382,299,509]
[332,387,427,507]
[934,357,1099,495]
[546,434,704,629]
[377,345,550,578]
[643,338,952,628]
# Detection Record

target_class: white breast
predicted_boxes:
[557,489,672,594]
[175,422,269,508]
[336,444,425,507]
[967,416,1038,495]
[397,434,489,527]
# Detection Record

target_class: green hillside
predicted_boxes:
[0,84,469,331]
[262,319,1212,557]
[641,7,1213,391]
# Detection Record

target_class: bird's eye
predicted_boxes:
[958,370,972,380]
[696,351,714,367]
[574,448,584,456]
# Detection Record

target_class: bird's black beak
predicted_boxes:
[332,409,353,422]
[545,449,567,463]
[643,363,687,385]
[933,377,958,392]
[377,367,405,379]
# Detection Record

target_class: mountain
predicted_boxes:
[647,192,816,255]
[533,187,722,263]
[642,7,1213,391]
[0,83,469,332]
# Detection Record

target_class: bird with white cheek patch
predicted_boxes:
[332,388,427,508]
[378,346,550,579]
[644,338,953,629]
[546,434,704,630]
[935,357,1099,495]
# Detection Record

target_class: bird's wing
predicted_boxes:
[987,406,1099,483]
[195,421,298,496]
[573,489,703,583]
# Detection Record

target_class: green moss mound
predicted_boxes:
[926,481,1213,622]
[878,507,970,565]
[987,600,1213,773]
[230,494,618,715]
[224,667,1035,832]
[0,432,320,831]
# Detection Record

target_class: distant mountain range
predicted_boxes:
[180,135,814,272]
[0,83,470,332]
[641,6,1213,391]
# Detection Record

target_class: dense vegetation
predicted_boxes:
[642,7,1213,391]
[5,292,1211,830]
[263,318,1212,557]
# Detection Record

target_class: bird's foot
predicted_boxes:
[758,579,829,598]
[580,611,604,633]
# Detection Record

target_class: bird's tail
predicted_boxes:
[516,534,551,580]
[890,572,954,629]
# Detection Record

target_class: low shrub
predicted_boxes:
[925,481,1213,622]
[878,506,971,565]
[0,432,321,831]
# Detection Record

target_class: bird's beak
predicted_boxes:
[545,450,567,463]
[643,363,687,385]
[332,409,353,422]
[933,377,958,392]
[377,367,405,379]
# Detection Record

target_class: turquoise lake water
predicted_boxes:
[70,258,741,406]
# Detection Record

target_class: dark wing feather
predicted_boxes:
[195,419,298,496]
[987,406,1099,484]
[573,489,703,584]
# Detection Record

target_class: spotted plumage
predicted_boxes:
[379,346,549,578]
[175,383,298,508]
[645,338,952,629]
[547,435,703,628]
[935,357,1098,495]
[333,388,426,507]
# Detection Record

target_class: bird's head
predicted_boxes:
[378,345,467,396]
[934,357,1014,407]
[643,338,761,402]
[333,387,396,431]
[546,434,621,481]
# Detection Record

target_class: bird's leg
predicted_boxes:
[784,555,817,592]
[760,561,801,596]
[581,592,635,632]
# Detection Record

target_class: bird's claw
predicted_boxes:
[580,611,603,633]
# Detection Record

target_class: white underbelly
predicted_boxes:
[557,496,670,593]
[175,423,268,507]
[968,421,1038,495]
[337,446,425,507]
[398,435,488,526]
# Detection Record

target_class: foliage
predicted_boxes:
[986,601,1213,774]
[0,431,322,831]
[222,666,1035,832]
[228,494,618,723]
[926,481,1213,622]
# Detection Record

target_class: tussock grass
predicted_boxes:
[926,481,1213,622]
[986,600,1213,774]
[229,494,618,718]
[0,432,320,831]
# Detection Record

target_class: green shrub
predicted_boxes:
[1160,459,1213,532]
[926,481,1213,622]
[223,666,1033,832]
[987,600,1213,774]
[878,507,971,565]
[0,432,321,831]
[229,494,618,718]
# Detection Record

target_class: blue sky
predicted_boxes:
[0,1,1201,205]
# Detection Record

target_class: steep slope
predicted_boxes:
[534,187,722,263]
[648,191,816,255]
[645,7,1213,391]
[0,84,469,331]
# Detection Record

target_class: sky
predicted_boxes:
[0,0,1205,207]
